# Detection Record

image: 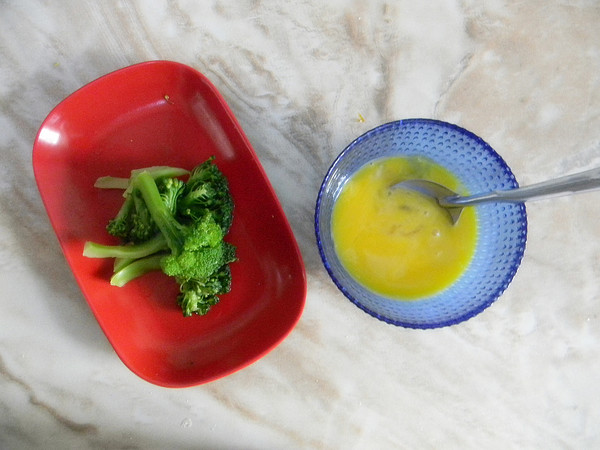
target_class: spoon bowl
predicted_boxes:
[393,179,465,224]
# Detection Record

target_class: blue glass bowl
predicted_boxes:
[315,119,527,329]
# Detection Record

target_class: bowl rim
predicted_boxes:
[315,118,527,329]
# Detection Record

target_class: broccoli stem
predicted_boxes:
[94,167,188,191]
[83,233,167,259]
[94,176,130,189]
[124,166,189,197]
[110,253,165,287]
[114,257,134,272]
[134,171,186,254]
[130,166,189,180]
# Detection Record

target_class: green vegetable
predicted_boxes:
[178,264,232,316]
[110,253,165,287]
[83,232,168,259]
[83,157,236,316]
[178,156,234,232]
[103,166,189,243]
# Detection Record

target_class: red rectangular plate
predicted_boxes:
[33,61,306,387]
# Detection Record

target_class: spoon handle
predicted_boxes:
[445,167,600,206]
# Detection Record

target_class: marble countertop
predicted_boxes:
[2,1,600,448]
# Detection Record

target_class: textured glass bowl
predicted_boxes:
[315,119,527,329]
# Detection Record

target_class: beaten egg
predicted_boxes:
[331,156,478,300]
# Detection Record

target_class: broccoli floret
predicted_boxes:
[182,212,223,250]
[177,156,234,232]
[129,191,158,242]
[106,194,135,239]
[177,265,232,316]
[106,191,157,243]
[159,177,186,216]
[178,289,219,317]
[162,240,236,281]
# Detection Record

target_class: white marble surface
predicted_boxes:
[2,0,600,448]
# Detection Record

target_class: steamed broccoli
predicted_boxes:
[159,177,186,216]
[83,232,168,259]
[177,156,234,232]
[103,166,190,243]
[83,157,236,316]
[110,253,165,287]
[178,264,232,316]
[158,213,235,281]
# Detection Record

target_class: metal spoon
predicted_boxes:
[393,166,600,224]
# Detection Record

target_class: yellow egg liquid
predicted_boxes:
[331,156,478,300]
